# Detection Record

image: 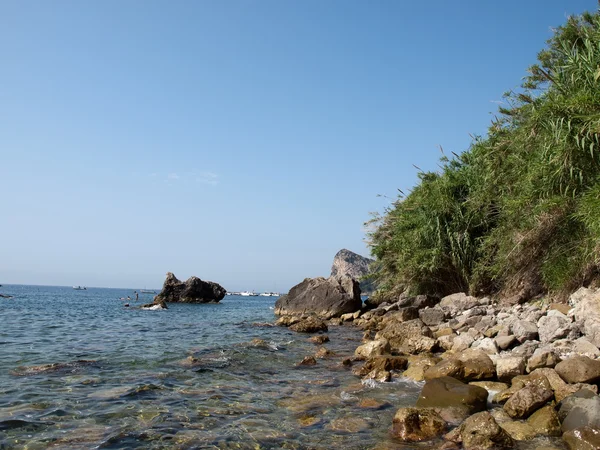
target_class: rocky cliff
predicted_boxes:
[330,249,375,293]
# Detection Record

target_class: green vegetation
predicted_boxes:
[369,9,600,300]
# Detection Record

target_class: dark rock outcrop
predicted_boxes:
[274,275,362,319]
[155,272,226,304]
[330,249,375,293]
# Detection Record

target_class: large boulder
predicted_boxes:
[274,276,361,319]
[555,356,600,384]
[416,376,488,415]
[155,272,226,304]
[569,287,600,347]
[330,249,375,294]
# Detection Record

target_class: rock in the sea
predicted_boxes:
[562,426,600,450]
[330,248,375,293]
[288,316,328,333]
[391,407,447,442]
[141,300,168,310]
[459,411,514,449]
[354,339,390,359]
[274,275,362,319]
[154,272,226,304]
[526,404,561,436]
[416,376,488,415]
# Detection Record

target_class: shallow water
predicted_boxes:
[0,285,426,449]
[0,285,568,449]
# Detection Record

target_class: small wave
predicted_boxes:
[360,378,382,389]
[10,360,99,377]
[340,391,358,401]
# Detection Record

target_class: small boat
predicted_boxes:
[240,291,259,297]
[140,290,156,294]
[73,286,87,290]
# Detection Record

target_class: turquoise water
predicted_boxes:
[0,285,423,449]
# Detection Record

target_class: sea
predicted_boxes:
[0,285,424,450]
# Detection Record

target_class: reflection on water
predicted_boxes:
[0,285,424,449]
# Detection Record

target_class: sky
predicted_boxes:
[0,0,596,291]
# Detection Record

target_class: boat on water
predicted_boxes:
[240,291,259,297]
[73,286,87,290]
[259,292,280,297]
[140,289,156,294]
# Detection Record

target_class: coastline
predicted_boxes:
[275,286,600,449]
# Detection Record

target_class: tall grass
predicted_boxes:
[369,10,600,299]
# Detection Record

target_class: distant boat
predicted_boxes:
[73,286,87,290]
[240,291,259,297]
[140,290,156,294]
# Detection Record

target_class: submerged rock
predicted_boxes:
[11,360,98,376]
[288,316,328,333]
[416,376,488,415]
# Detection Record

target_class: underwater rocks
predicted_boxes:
[154,272,226,304]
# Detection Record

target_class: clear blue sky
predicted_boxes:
[0,0,595,291]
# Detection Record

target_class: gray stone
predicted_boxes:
[440,292,480,315]
[330,248,374,294]
[512,320,539,343]
[561,395,600,432]
[472,337,499,355]
[537,314,573,343]
[495,335,518,351]
[419,307,446,326]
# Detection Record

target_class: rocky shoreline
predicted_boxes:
[275,279,600,449]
